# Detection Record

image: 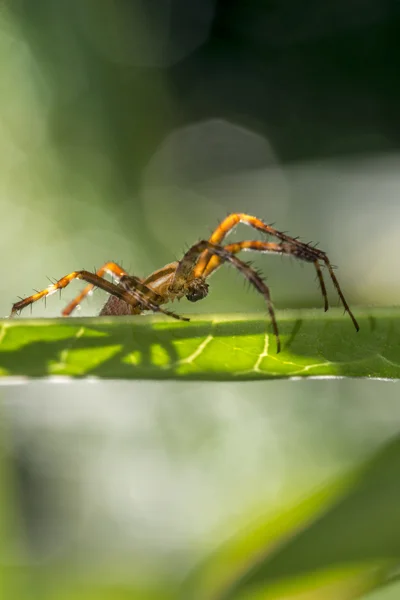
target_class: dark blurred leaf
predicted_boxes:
[189,435,400,599]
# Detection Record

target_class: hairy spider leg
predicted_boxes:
[65,262,181,317]
[195,213,358,330]
[172,240,281,352]
[204,240,329,313]
[118,274,182,314]
[322,260,359,331]
[62,261,128,316]
[207,240,359,331]
[194,213,318,275]
[99,263,182,316]
[11,271,188,322]
[99,274,148,316]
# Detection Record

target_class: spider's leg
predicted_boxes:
[119,275,189,322]
[11,270,188,322]
[204,240,329,313]
[313,261,329,312]
[11,271,123,316]
[204,240,358,330]
[172,241,281,352]
[322,257,359,331]
[194,213,328,277]
[62,261,128,316]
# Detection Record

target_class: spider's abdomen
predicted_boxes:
[99,295,140,316]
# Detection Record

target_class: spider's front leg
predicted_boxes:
[170,240,281,352]
[195,213,359,332]
[169,262,210,304]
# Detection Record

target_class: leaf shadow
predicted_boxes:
[0,318,274,380]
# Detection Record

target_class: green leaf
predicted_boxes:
[186,435,400,599]
[0,308,398,380]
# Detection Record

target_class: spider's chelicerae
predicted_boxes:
[11,213,359,352]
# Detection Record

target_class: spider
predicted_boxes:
[10,213,359,352]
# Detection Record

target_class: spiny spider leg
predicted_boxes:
[204,240,329,314]
[195,214,357,330]
[322,260,359,331]
[117,275,189,321]
[194,213,322,276]
[62,261,128,316]
[172,240,281,352]
[314,261,328,312]
[10,271,188,322]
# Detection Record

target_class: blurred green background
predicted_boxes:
[1,1,400,598]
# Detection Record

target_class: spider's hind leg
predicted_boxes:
[11,270,189,322]
[11,271,123,317]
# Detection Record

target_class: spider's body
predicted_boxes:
[99,262,209,316]
[11,213,359,352]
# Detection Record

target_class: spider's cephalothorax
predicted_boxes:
[10,213,359,353]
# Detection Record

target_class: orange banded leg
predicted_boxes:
[198,222,359,331]
[62,261,128,316]
[194,212,326,277]
[172,240,281,352]
[11,270,188,322]
[203,240,330,314]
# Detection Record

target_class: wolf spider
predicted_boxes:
[11,213,359,352]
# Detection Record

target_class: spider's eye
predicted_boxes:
[186,279,209,302]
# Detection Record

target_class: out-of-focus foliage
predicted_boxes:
[191,435,400,599]
[0,308,399,380]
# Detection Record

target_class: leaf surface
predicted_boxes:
[0,308,398,380]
